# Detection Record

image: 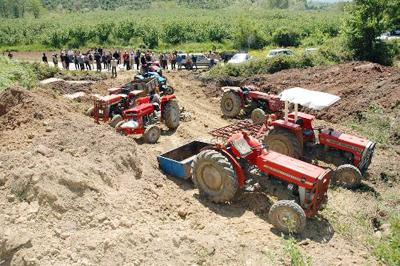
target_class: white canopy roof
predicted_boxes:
[279,87,340,110]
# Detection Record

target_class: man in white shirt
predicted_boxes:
[111,57,118,78]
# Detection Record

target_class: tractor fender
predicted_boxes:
[200,145,246,188]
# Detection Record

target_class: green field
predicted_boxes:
[0,2,343,52]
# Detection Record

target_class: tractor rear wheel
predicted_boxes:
[264,128,302,159]
[86,107,94,117]
[192,150,238,203]
[269,200,306,234]
[332,164,362,189]
[143,125,161,144]
[251,108,266,125]
[220,91,242,118]
[109,115,123,128]
[162,99,180,130]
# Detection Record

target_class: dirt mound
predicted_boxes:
[0,86,144,264]
[241,62,400,122]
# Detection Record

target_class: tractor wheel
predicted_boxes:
[192,150,238,203]
[115,121,127,136]
[109,115,123,128]
[251,108,266,125]
[264,128,302,159]
[269,200,306,234]
[162,99,180,130]
[143,125,161,144]
[86,107,94,117]
[220,91,242,118]
[164,85,175,95]
[332,164,362,189]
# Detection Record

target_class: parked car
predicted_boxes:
[267,48,294,58]
[220,51,237,63]
[227,53,251,64]
[378,31,400,41]
[192,53,219,67]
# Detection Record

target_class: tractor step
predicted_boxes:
[209,120,269,140]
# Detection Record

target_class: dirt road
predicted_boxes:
[0,68,396,265]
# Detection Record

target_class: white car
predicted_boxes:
[267,49,294,58]
[227,53,251,64]
[192,53,218,66]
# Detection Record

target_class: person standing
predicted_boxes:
[78,53,85,71]
[65,53,70,70]
[95,51,102,72]
[42,53,48,65]
[111,57,118,78]
[130,51,135,71]
[191,53,198,71]
[102,52,107,70]
[170,52,176,70]
[162,53,168,70]
[84,54,91,70]
[135,50,140,70]
[52,54,58,68]
[74,51,79,70]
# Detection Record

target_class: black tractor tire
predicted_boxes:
[86,106,94,117]
[143,125,161,144]
[264,128,302,159]
[269,200,306,234]
[164,85,175,95]
[109,114,123,128]
[162,99,180,130]
[251,108,266,125]
[220,91,242,118]
[192,150,238,203]
[332,164,362,189]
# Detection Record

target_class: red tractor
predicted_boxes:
[261,88,376,189]
[192,131,331,233]
[91,90,146,127]
[220,86,283,124]
[115,95,180,143]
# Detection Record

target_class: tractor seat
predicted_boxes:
[295,118,313,137]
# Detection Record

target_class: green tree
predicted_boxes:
[343,0,400,65]
[268,0,289,9]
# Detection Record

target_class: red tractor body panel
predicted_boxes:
[101,94,123,105]
[257,151,328,190]
[248,91,283,112]
[124,103,155,117]
[319,129,368,166]
[136,96,151,105]
[108,87,122,95]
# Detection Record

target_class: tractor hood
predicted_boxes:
[279,87,340,110]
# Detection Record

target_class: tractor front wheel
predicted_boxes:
[269,200,306,234]
[332,164,362,189]
[162,99,180,130]
[251,108,266,125]
[192,150,238,203]
[220,91,242,118]
[163,85,175,95]
[109,115,123,128]
[143,125,161,144]
[264,128,302,159]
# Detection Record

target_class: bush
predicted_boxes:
[373,214,400,266]
[0,56,59,91]
[272,27,301,47]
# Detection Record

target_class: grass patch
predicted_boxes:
[373,214,400,266]
[283,237,312,266]
[0,56,59,91]
[343,105,400,147]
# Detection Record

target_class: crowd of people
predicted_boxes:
[41,48,219,77]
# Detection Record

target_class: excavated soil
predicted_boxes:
[0,66,399,265]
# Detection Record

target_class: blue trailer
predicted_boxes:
[157,141,210,180]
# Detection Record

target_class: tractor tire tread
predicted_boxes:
[264,128,302,159]
[332,164,362,189]
[268,200,306,234]
[162,99,180,130]
[192,150,238,203]
[220,91,242,118]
